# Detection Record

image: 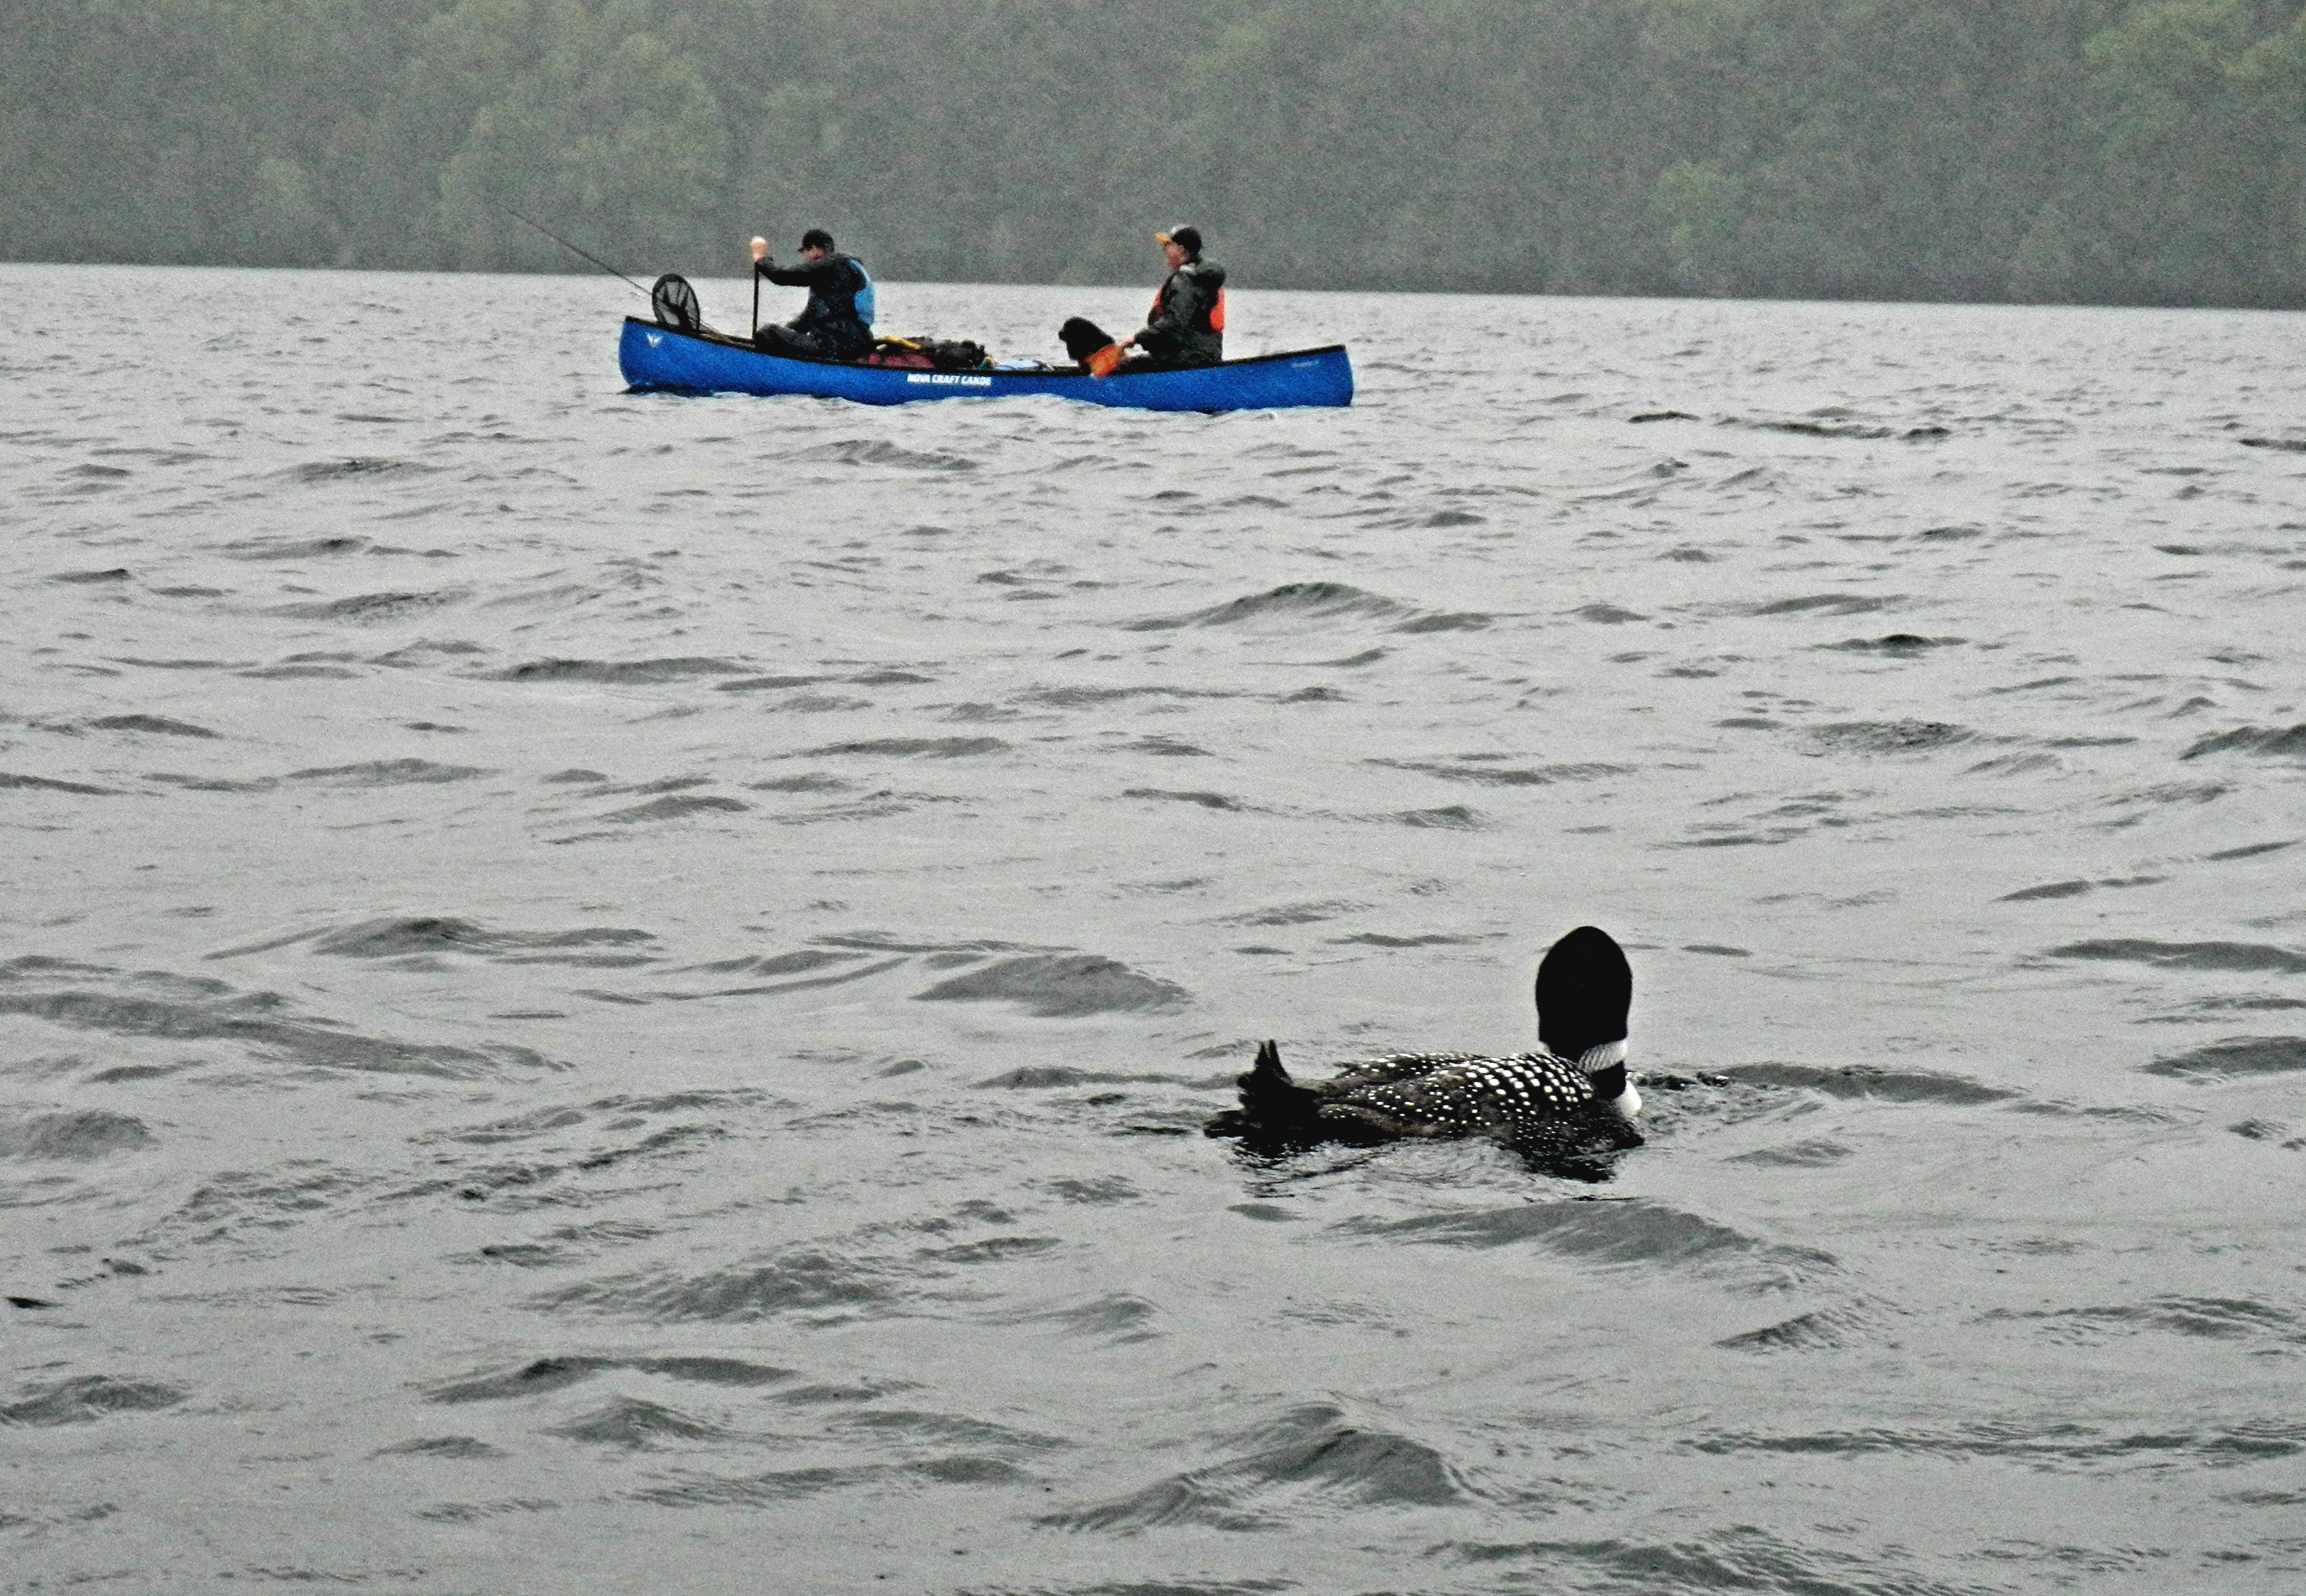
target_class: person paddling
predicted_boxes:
[750,229,874,359]
[1059,225,1226,373]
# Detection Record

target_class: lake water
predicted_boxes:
[4,263,2304,1594]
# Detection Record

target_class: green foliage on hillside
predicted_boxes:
[7,0,2306,304]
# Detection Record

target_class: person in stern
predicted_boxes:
[1059,225,1226,374]
[749,229,874,359]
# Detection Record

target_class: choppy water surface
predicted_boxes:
[5,264,2305,1594]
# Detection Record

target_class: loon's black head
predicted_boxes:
[1535,924,1632,1062]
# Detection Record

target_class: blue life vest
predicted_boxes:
[853,263,876,327]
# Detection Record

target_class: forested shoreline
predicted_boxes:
[8,0,2306,306]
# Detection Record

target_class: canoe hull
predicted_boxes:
[617,318,1352,412]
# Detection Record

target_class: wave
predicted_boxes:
[269,589,464,622]
[1435,1526,1931,1592]
[285,758,488,786]
[1725,1137,1853,1167]
[1807,720,1973,754]
[1998,870,2161,898]
[1710,1063,2023,1106]
[640,955,908,1002]
[791,438,977,471]
[83,714,221,738]
[796,736,1007,759]
[1328,931,1491,948]
[1745,593,1896,616]
[370,639,488,668]
[427,1355,619,1402]
[1042,1403,1469,1532]
[1714,1301,1888,1353]
[545,1396,733,1448]
[0,771,119,795]
[913,954,1189,1017]
[1126,581,1413,632]
[2145,1037,2306,1079]
[1001,1291,1161,1338]
[600,794,750,824]
[533,1248,900,1322]
[2049,939,2306,975]
[1021,684,1239,707]
[1692,1418,2306,1470]
[1123,787,1242,810]
[488,656,751,683]
[1346,1199,1831,1273]
[216,915,659,967]
[284,455,429,482]
[0,955,558,1080]
[1820,633,1961,653]
[973,1065,1189,1089]
[238,661,361,679]
[920,1235,1064,1265]
[1371,757,1629,787]
[1391,609,1493,632]
[2181,724,2306,759]
[677,949,857,979]
[0,1107,156,1160]
[714,673,834,693]
[224,534,370,560]
[425,1118,728,1201]
[1983,1294,2304,1345]
[2001,880,2095,901]
[371,1435,505,1458]
[0,1374,186,1426]
[103,657,247,671]
[634,1455,1032,1507]
[1388,804,1482,829]
[2206,839,2298,861]
[427,1354,795,1404]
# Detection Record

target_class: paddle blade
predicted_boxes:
[1087,343,1125,378]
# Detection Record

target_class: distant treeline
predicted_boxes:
[9,0,2306,305]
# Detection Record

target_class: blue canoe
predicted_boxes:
[617,316,1352,412]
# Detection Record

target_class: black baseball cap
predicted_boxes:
[1155,225,1202,255]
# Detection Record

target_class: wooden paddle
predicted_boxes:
[749,237,766,337]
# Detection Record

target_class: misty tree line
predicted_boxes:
[8,0,2306,306]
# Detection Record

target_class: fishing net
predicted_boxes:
[651,273,702,335]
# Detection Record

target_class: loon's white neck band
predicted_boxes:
[1575,1038,1627,1073]
[1575,1038,1639,1118]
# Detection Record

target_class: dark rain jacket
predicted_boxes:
[1137,257,1226,366]
[758,252,872,354]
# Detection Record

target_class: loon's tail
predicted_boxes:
[1203,1040,1325,1141]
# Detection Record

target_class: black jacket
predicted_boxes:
[1138,257,1225,366]
[758,253,870,351]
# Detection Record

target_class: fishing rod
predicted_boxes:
[497,205,650,296]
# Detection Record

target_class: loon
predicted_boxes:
[1204,926,1640,1156]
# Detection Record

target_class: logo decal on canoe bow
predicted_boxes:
[644,332,664,348]
[905,373,994,388]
